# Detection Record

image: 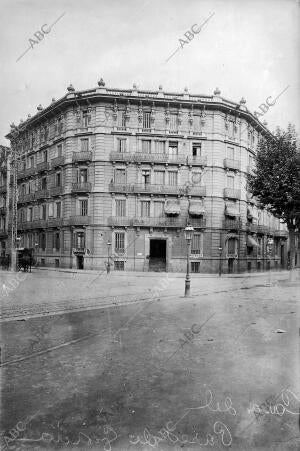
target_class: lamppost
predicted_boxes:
[184,225,194,297]
[107,240,111,274]
[218,247,222,277]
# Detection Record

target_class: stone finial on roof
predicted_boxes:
[133,83,137,89]
[27,114,31,119]
[52,98,56,102]
[37,104,43,111]
[67,84,75,92]
[158,85,163,91]
[98,78,105,87]
[240,97,246,105]
[214,87,221,95]
[184,86,188,93]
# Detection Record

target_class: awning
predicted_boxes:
[247,236,259,247]
[225,204,240,217]
[164,200,181,215]
[189,200,206,216]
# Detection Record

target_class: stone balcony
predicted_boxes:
[47,218,63,227]
[64,216,91,226]
[187,155,207,166]
[223,159,241,171]
[132,217,187,228]
[109,151,186,165]
[50,186,64,196]
[32,219,47,229]
[223,188,241,199]
[71,182,92,193]
[257,225,269,234]
[107,216,132,227]
[36,161,50,172]
[273,229,288,238]
[24,167,36,177]
[18,193,35,203]
[51,156,65,168]
[0,185,6,194]
[35,189,49,200]
[187,217,207,228]
[72,151,92,163]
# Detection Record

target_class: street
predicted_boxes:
[0,269,299,451]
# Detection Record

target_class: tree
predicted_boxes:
[248,124,300,270]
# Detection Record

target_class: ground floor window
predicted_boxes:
[191,261,200,273]
[55,259,60,268]
[114,261,124,270]
[115,232,125,253]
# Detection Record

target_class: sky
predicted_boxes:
[0,0,299,146]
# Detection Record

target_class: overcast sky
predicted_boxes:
[0,0,299,146]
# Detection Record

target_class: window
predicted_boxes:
[170,114,178,133]
[28,234,33,248]
[55,232,60,250]
[115,232,125,252]
[142,112,151,130]
[49,203,54,217]
[192,143,201,157]
[57,144,62,157]
[56,202,61,218]
[227,147,234,160]
[114,168,126,184]
[168,171,178,186]
[82,110,91,127]
[30,156,34,168]
[191,233,202,255]
[154,171,165,185]
[75,232,85,249]
[40,204,47,220]
[168,141,178,157]
[154,201,164,217]
[142,140,151,154]
[228,121,235,138]
[116,199,126,216]
[227,175,234,189]
[227,238,236,255]
[193,116,201,133]
[117,110,126,129]
[114,261,124,270]
[141,201,150,217]
[80,199,88,216]
[55,259,60,268]
[257,237,263,256]
[249,154,253,168]
[191,262,201,273]
[81,139,89,152]
[118,139,126,153]
[78,169,87,184]
[56,172,61,186]
[156,141,165,154]
[40,233,46,250]
[43,150,48,162]
[41,177,47,190]
[28,207,33,222]
[142,170,150,185]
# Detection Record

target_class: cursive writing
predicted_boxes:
[248,389,300,418]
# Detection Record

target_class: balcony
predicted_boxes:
[223,218,241,230]
[223,159,241,171]
[0,185,6,194]
[50,186,63,196]
[188,186,207,197]
[47,218,63,227]
[64,216,91,226]
[246,222,258,233]
[17,171,25,180]
[108,217,132,227]
[109,151,186,165]
[187,217,207,228]
[35,189,49,200]
[223,188,241,200]
[24,167,36,177]
[36,161,50,172]
[187,156,207,166]
[51,156,65,168]
[71,182,92,193]
[133,184,182,195]
[72,151,92,163]
[18,193,35,203]
[257,225,269,234]
[132,217,187,228]
[273,229,289,238]
[108,183,133,194]
[32,219,47,229]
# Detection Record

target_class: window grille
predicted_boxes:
[143,112,151,130]
[115,232,125,252]
[80,199,88,216]
[116,199,126,216]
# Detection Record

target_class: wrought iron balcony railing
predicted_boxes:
[107,217,132,227]
[36,161,50,172]
[223,218,241,230]
[51,156,65,168]
[24,167,36,177]
[187,217,207,228]
[71,182,92,193]
[64,216,91,226]
[35,189,49,200]
[72,151,92,162]
[50,186,63,196]
[109,151,186,165]
[18,193,35,203]
[47,218,63,227]
[187,156,208,166]
[132,217,187,228]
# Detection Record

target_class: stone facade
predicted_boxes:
[4,81,292,273]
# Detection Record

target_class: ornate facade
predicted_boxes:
[4,81,290,273]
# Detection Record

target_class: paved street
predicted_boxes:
[0,269,299,451]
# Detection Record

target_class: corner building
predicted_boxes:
[6,81,289,273]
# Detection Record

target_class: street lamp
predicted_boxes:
[107,240,111,274]
[184,225,194,297]
[218,247,223,277]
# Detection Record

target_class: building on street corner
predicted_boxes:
[3,80,295,273]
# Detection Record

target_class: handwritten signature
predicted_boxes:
[248,389,300,418]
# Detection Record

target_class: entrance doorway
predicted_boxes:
[280,244,285,268]
[77,255,84,269]
[228,258,234,274]
[149,239,166,271]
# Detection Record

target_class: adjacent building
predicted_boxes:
[0,145,10,255]
[4,80,291,273]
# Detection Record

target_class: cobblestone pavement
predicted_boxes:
[0,270,299,451]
